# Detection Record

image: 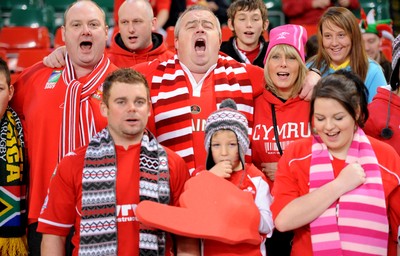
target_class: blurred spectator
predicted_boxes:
[361,9,394,81]
[305,34,318,61]
[282,0,360,26]
[187,0,231,25]
[114,0,171,35]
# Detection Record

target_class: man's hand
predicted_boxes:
[43,46,66,68]
[299,69,321,101]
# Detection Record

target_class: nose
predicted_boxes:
[279,57,287,67]
[81,24,91,35]
[325,119,335,130]
[245,19,252,27]
[331,36,339,46]
[128,22,135,33]
[127,102,137,112]
[221,145,228,156]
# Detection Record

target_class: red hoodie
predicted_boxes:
[364,86,400,156]
[108,32,174,67]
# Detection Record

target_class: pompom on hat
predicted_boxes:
[264,24,308,63]
[390,34,400,90]
[204,99,249,170]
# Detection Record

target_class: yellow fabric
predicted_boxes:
[330,59,350,71]
[0,236,28,256]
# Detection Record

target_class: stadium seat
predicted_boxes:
[0,26,51,51]
[9,5,46,28]
[264,0,285,29]
[15,48,52,72]
[0,0,29,13]
[54,27,64,49]
[93,0,114,12]
[44,0,74,13]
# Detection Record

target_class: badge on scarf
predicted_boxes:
[45,70,62,89]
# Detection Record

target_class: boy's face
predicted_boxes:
[228,9,267,50]
[211,130,242,171]
[0,72,13,117]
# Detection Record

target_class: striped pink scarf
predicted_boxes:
[59,53,110,160]
[309,127,388,255]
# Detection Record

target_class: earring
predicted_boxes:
[312,127,317,134]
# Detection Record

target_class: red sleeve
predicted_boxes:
[282,0,314,17]
[245,64,264,98]
[370,137,400,251]
[165,146,191,207]
[155,0,171,13]
[37,147,87,236]
[388,187,400,254]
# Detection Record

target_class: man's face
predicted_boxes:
[118,1,155,51]
[362,33,381,61]
[100,81,150,146]
[62,1,108,71]
[175,10,221,74]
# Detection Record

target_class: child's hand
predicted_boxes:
[209,160,233,178]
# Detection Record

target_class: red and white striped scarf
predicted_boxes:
[309,127,388,255]
[151,55,255,173]
[59,53,110,160]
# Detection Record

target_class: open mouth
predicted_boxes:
[80,41,93,50]
[195,38,206,52]
[326,131,339,137]
[277,72,289,77]
[244,31,254,35]
[128,36,138,40]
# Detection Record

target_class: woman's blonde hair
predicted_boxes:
[264,44,307,99]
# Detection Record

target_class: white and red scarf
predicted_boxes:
[59,53,110,160]
[151,55,255,173]
[309,127,389,255]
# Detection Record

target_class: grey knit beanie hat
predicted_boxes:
[204,99,249,170]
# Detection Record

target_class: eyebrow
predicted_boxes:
[185,19,214,28]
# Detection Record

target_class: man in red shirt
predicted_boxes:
[38,68,193,256]
[10,1,118,255]
[108,0,174,67]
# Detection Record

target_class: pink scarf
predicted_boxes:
[309,127,388,255]
[59,53,110,160]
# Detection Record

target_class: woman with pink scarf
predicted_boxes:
[271,70,400,256]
